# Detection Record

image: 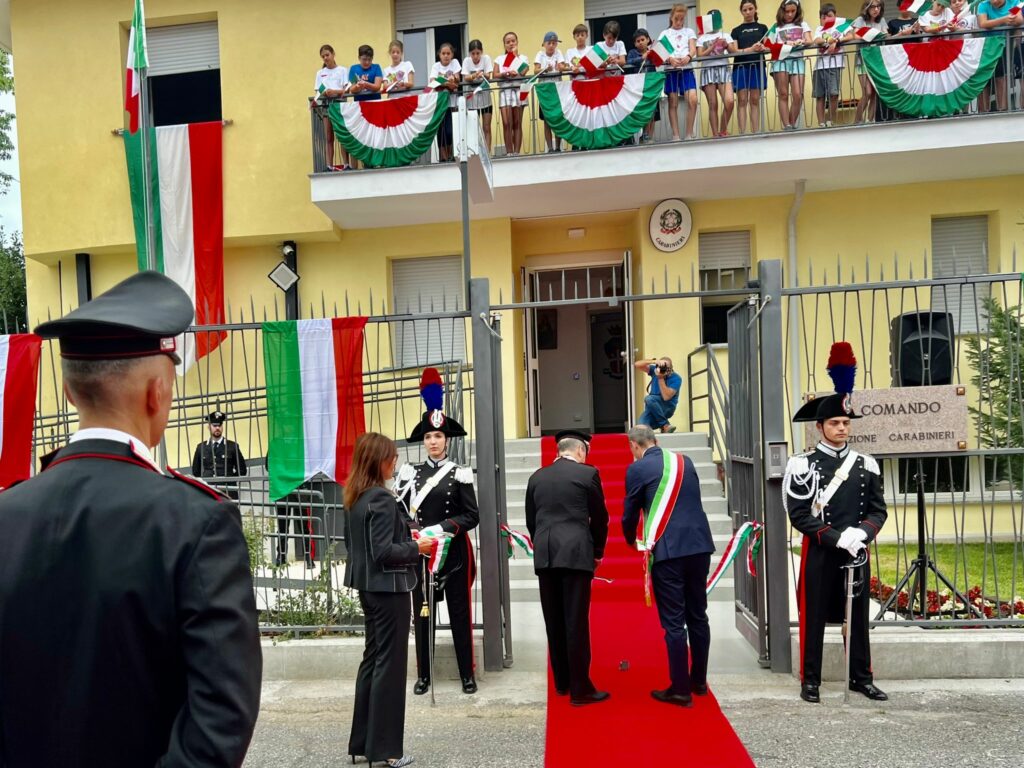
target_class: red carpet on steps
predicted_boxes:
[539,433,754,768]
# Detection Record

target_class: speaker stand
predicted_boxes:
[875,458,982,620]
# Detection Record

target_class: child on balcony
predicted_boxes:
[349,44,383,102]
[594,20,627,74]
[919,0,954,34]
[769,0,813,130]
[697,11,737,137]
[383,40,415,96]
[567,24,591,79]
[731,0,770,135]
[658,4,699,140]
[314,44,351,172]
[627,28,661,142]
[463,39,494,153]
[949,0,978,33]
[494,31,529,157]
[853,0,888,124]
[430,42,462,162]
[812,4,852,128]
[535,32,566,152]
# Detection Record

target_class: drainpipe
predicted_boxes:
[788,180,805,452]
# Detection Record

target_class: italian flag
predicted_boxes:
[697,10,723,34]
[0,334,41,490]
[580,45,609,77]
[823,17,854,34]
[124,122,226,373]
[862,35,1005,116]
[766,42,795,61]
[1010,0,1024,14]
[123,0,146,134]
[473,79,493,95]
[415,529,453,574]
[706,521,764,594]
[500,524,534,558]
[647,33,676,67]
[263,317,368,501]
[534,72,664,149]
[328,92,448,168]
[856,26,884,42]
[899,0,931,12]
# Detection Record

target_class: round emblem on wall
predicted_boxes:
[429,410,445,429]
[649,199,692,252]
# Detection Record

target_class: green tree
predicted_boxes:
[0,228,25,332]
[0,49,14,194]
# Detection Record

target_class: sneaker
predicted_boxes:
[330,164,345,172]
[641,133,650,142]
[824,120,833,128]
[661,425,677,434]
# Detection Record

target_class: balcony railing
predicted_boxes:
[310,29,1023,174]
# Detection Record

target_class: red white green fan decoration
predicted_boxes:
[327,93,448,168]
[534,73,665,150]
[861,36,1005,117]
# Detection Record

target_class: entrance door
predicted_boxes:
[590,311,627,432]
[622,249,637,428]
[521,268,542,437]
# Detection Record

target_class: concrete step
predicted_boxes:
[503,432,710,454]
[502,459,719,485]
[502,476,723,505]
[502,445,715,470]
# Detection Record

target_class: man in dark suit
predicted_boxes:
[525,428,610,706]
[622,424,716,708]
[192,409,247,499]
[0,271,262,766]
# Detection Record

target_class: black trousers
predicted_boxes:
[797,538,872,687]
[413,536,475,680]
[349,591,411,762]
[652,553,712,696]
[275,498,313,564]
[537,568,596,698]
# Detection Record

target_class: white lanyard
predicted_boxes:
[813,450,859,518]
[410,462,457,516]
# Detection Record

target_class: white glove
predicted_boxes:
[844,539,867,557]
[837,527,868,550]
[420,524,445,537]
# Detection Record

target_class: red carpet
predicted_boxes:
[540,434,754,768]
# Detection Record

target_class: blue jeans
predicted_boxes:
[639,393,676,429]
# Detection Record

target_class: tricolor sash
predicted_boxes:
[413,528,453,574]
[636,450,686,606]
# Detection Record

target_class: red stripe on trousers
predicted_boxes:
[797,536,809,684]
[0,335,41,489]
[466,536,476,673]
[331,317,368,484]
[186,121,226,360]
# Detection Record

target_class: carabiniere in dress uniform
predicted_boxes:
[395,368,480,696]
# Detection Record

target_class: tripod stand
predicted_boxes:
[876,457,980,620]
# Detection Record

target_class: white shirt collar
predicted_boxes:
[816,440,850,459]
[557,454,580,463]
[70,427,162,473]
[425,454,450,468]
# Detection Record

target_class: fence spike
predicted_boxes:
[498,286,503,304]
[808,260,814,287]
[357,300,362,315]
[309,302,315,319]
[273,295,280,321]
[663,264,668,293]
[690,261,695,292]
[836,253,842,285]
[923,249,929,280]
[908,259,914,281]
[250,296,256,326]
[893,253,899,281]
[321,291,327,319]
[333,301,339,317]
[1013,242,1018,272]
[865,253,871,283]
[345,290,350,317]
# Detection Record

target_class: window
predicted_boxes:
[396,0,467,86]
[391,256,467,368]
[585,3,695,48]
[146,22,221,126]
[698,231,751,344]
[931,215,989,335]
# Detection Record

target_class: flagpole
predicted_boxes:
[138,65,157,273]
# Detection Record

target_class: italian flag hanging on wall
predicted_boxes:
[328,92,448,168]
[263,317,368,500]
[534,73,665,150]
[124,121,226,372]
[861,36,1005,117]
[0,334,41,490]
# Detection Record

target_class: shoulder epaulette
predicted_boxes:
[860,454,880,475]
[454,466,474,484]
[785,454,811,476]
[396,462,416,482]
[166,466,227,500]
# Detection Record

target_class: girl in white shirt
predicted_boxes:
[853,0,888,123]
[697,18,738,137]
[659,3,700,140]
[430,43,462,162]
[769,0,813,130]
[463,39,494,152]
[535,33,566,152]
[493,31,529,156]
[382,39,415,96]
[919,1,954,34]
[314,44,350,171]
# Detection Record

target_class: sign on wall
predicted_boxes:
[802,385,969,455]
[649,199,692,252]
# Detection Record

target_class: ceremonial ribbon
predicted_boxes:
[499,524,534,559]
[636,450,686,607]
[412,529,453,575]
[706,521,764,594]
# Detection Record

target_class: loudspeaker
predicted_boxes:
[890,312,955,387]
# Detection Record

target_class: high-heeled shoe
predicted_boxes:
[385,757,415,767]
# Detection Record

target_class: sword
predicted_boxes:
[842,549,868,704]
[427,570,437,707]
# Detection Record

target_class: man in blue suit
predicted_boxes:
[622,424,716,707]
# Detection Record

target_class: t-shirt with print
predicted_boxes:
[949,11,977,33]
[314,65,348,99]
[535,48,565,77]
[773,22,812,58]
[566,46,590,78]
[732,21,769,64]
[463,54,493,109]
[887,17,917,35]
[697,31,734,66]
[382,61,415,93]
[430,59,463,108]
[813,22,847,69]
[496,52,530,87]
[919,7,954,32]
[594,39,626,72]
[658,26,698,69]
[349,62,383,101]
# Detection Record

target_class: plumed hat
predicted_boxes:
[407,367,467,442]
[792,341,862,422]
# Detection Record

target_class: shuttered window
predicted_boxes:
[391,256,467,368]
[931,216,989,334]
[395,0,467,31]
[147,22,220,77]
[699,231,750,343]
[585,2,676,16]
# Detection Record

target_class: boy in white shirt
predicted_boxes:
[566,23,590,79]
[535,31,567,152]
[382,39,415,94]
[594,20,627,72]
[812,4,852,128]
[920,0,955,33]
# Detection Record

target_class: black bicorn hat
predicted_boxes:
[792,341,863,423]
[554,428,592,444]
[208,410,226,425]
[407,368,466,443]
[34,271,193,365]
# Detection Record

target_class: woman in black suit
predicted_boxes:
[344,432,432,767]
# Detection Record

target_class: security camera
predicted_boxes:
[281,242,296,258]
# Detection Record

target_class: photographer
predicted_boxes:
[634,356,682,433]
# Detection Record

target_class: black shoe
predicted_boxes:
[800,683,820,703]
[849,681,888,701]
[693,683,709,696]
[275,553,287,567]
[555,687,569,696]
[461,676,478,694]
[570,690,610,706]
[413,677,430,695]
[651,688,693,708]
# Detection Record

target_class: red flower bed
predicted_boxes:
[869,576,1024,621]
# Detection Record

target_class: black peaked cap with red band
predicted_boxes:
[407,367,467,442]
[34,271,193,365]
[792,341,863,423]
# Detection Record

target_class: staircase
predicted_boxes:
[500,432,734,603]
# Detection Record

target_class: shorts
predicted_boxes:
[812,67,841,98]
[665,68,697,94]
[498,87,524,109]
[700,65,730,87]
[732,62,767,91]
[771,58,806,76]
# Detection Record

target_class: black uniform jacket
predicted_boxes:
[192,437,247,478]
[410,459,480,536]
[0,438,262,768]
[785,441,888,548]
[525,457,609,573]
[344,486,420,593]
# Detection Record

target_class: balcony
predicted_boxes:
[309,31,1024,230]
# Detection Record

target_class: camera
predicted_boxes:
[657,363,671,375]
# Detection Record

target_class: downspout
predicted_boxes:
[788,179,805,452]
